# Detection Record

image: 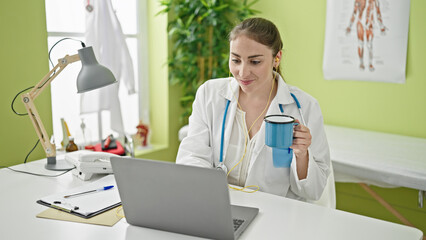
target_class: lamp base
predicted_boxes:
[45,156,75,171]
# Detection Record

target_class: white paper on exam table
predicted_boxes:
[325,125,426,191]
[37,175,121,218]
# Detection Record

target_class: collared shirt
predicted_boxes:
[226,108,259,187]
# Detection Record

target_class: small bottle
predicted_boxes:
[66,137,79,152]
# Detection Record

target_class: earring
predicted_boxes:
[275,57,280,69]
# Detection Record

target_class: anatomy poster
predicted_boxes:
[323,0,410,83]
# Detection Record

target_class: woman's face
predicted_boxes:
[229,35,276,95]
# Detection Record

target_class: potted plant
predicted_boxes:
[159,0,259,124]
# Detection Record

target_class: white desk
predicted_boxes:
[0,160,423,240]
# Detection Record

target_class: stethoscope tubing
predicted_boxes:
[219,100,231,165]
[290,93,306,126]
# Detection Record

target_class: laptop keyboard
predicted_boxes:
[233,218,245,231]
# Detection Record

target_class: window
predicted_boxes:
[45,0,147,147]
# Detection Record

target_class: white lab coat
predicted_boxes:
[176,75,330,201]
[81,0,136,136]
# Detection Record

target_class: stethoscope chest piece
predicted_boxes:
[216,162,228,173]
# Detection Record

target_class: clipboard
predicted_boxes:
[37,175,121,219]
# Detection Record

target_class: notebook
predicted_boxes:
[110,157,259,240]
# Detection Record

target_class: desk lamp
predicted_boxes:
[21,46,117,171]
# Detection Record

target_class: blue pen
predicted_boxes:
[64,185,114,198]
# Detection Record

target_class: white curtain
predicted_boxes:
[80,0,136,138]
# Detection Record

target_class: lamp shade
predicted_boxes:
[76,46,117,93]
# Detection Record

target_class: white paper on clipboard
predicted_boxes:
[37,175,121,218]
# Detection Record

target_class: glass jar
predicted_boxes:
[66,137,79,152]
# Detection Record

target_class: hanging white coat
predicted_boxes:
[81,0,136,136]
[176,75,330,201]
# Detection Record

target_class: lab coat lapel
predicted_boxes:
[218,79,239,162]
[274,75,295,108]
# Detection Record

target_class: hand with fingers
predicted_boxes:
[290,119,312,179]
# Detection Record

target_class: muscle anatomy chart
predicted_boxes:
[323,0,409,83]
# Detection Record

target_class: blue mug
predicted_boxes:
[264,115,298,168]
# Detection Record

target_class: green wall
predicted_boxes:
[252,0,426,233]
[0,0,51,166]
[137,0,183,161]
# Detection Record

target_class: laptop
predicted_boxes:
[110,157,259,240]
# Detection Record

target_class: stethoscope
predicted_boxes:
[216,92,305,172]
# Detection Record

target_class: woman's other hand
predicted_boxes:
[291,119,311,179]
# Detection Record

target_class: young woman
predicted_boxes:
[176,17,330,202]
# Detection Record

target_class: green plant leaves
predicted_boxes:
[158,0,259,124]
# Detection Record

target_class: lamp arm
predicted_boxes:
[21,54,80,158]
[29,54,80,99]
